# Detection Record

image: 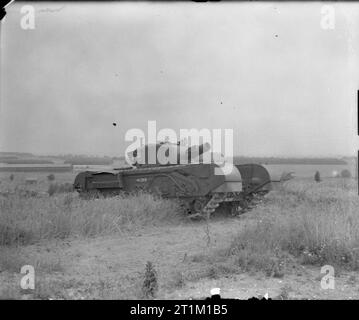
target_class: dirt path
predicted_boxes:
[35,216,245,284]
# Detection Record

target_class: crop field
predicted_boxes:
[0,170,358,299]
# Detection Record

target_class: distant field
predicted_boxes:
[0,165,73,173]
[0,159,54,164]
[64,159,113,165]
[234,156,348,165]
[264,163,357,179]
[0,162,357,192]
[0,171,76,194]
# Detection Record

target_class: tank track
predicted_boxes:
[186,192,267,220]
[187,193,227,219]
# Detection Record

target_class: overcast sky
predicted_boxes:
[1,2,358,157]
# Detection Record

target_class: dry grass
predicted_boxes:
[0,275,148,300]
[0,191,183,246]
[183,178,359,283]
[47,183,74,196]
[0,247,64,274]
[226,178,359,272]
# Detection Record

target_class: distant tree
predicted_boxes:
[341,169,351,178]
[314,171,321,182]
[47,173,55,181]
[9,174,14,182]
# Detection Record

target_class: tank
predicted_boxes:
[73,142,291,218]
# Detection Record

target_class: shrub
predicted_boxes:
[341,169,351,178]
[314,171,321,182]
[47,174,55,181]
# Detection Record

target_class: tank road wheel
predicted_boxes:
[229,203,242,216]
[187,194,227,220]
[238,198,249,213]
[217,202,242,216]
[187,198,209,220]
[233,193,267,215]
[179,200,192,215]
[193,199,206,212]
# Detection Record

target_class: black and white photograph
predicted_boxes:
[0,0,358,303]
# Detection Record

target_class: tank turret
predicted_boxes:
[127,141,211,167]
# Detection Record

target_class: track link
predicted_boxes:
[187,193,227,219]
[187,192,268,220]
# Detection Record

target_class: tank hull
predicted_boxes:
[74,163,274,217]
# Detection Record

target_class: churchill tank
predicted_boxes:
[74,142,291,218]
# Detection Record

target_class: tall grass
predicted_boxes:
[228,178,359,271]
[0,192,183,246]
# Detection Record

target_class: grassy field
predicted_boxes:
[0,171,358,299]
[209,178,359,274]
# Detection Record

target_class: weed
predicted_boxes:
[141,261,158,298]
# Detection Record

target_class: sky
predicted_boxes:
[1,1,359,157]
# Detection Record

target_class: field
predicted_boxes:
[0,170,358,300]
[264,163,357,179]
